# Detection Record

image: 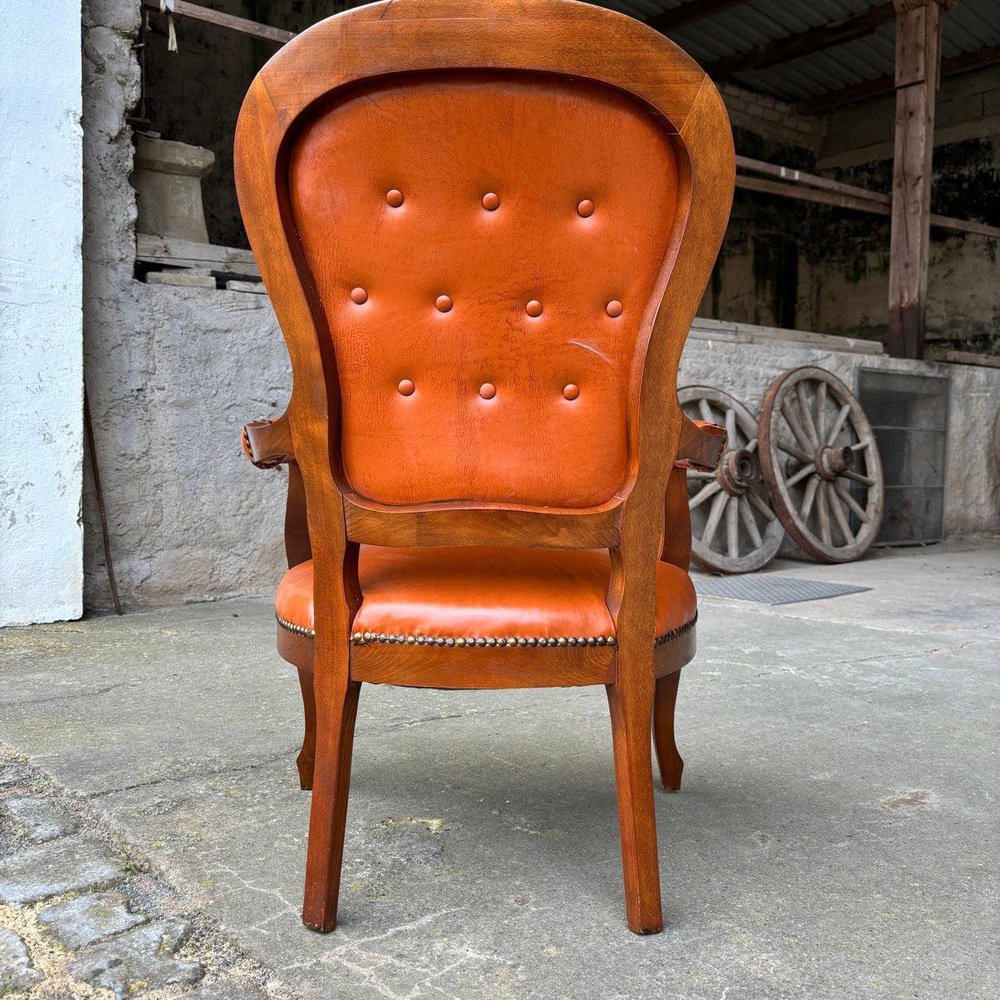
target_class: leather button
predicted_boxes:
[479,383,496,400]
[606,299,623,318]
[482,192,500,211]
[526,299,543,317]
[397,379,414,396]
[350,287,368,305]
[386,189,404,208]
[577,199,595,218]
[436,294,453,313]
[563,383,580,400]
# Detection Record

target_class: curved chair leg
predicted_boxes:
[653,670,684,792]
[606,679,663,934]
[302,678,362,933]
[295,668,316,791]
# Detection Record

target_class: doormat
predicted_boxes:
[693,575,870,606]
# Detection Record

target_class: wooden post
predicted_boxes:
[887,0,953,359]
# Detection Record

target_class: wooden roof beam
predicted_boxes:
[707,2,896,79]
[646,0,751,34]
[795,42,1000,114]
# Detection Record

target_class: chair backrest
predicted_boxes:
[236,0,733,548]
[288,71,679,508]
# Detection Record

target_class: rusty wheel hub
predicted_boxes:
[718,448,761,496]
[816,444,854,481]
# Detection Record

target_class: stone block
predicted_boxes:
[225,280,267,294]
[133,135,215,243]
[38,892,146,949]
[146,271,217,288]
[0,836,122,905]
[3,795,79,843]
[70,920,203,999]
[0,927,43,995]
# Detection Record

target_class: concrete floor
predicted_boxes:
[1,538,998,999]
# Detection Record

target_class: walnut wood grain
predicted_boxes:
[343,494,623,550]
[653,671,684,791]
[352,644,615,689]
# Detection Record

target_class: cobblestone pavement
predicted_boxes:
[0,747,299,1000]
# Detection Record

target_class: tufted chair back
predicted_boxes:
[288,71,680,508]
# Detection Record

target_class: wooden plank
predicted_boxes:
[690,317,885,355]
[734,171,1000,240]
[895,1,930,87]
[929,212,1000,240]
[735,174,892,216]
[136,233,261,277]
[925,348,1000,369]
[735,155,890,205]
[887,0,942,359]
[708,3,896,79]
[646,0,750,34]
[140,0,293,45]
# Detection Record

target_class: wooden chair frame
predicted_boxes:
[235,0,734,935]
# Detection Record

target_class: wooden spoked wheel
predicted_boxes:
[759,366,884,564]
[678,386,784,574]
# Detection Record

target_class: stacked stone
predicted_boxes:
[0,756,272,999]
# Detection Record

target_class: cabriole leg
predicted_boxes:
[606,678,663,934]
[301,678,361,932]
[295,667,316,790]
[653,670,684,791]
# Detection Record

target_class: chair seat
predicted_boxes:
[275,547,697,648]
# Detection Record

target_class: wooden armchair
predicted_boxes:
[234,0,734,935]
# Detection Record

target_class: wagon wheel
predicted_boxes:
[678,386,784,574]
[759,366,884,563]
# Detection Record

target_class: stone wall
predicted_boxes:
[0,2,84,625]
[82,1,289,612]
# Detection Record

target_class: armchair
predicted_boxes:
[235,0,734,935]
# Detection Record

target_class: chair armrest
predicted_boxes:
[241,414,294,469]
[674,417,726,472]
[660,418,726,569]
[240,412,311,567]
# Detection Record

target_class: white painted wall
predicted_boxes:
[0,1,84,625]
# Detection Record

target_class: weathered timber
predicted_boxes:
[795,42,1000,113]
[136,234,261,278]
[734,172,1000,241]
[736,156,891,204]
[925,348,1000,369]
[735,174,890,215]
[647,0,750,34]
[708,3,896,79]
[888,0,944,359]
[140,0,293,44]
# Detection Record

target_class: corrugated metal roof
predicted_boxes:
[594,0,1000,104]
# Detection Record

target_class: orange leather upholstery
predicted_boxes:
[276,547,696,647]
[289,71,679,508]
